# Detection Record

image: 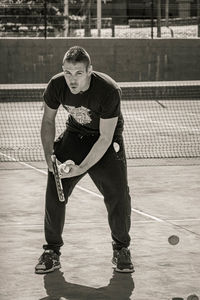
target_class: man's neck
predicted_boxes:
[80,75,92,93]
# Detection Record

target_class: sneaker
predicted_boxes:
[112,248,134,273]
[35,250,61,274]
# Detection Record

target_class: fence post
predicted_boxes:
[151,0,154,39]
[165,0,169,27]
[97,0,102,37]
[44,0,47,39]
[157,0,161,37]
[64,0,69,37]
[84,0,91,37]
[197,0,200,37]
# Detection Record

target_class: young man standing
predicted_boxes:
[35,46,134,274]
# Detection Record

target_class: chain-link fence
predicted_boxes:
[0,0,199,38]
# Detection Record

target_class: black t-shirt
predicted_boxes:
[43,71,124,136]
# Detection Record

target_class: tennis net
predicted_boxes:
[0,81,200,162]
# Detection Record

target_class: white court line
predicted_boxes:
[0,152,47,175]
[131,208,164,222]
[78,185,200,236]
[167,218,200,222]
[1,151,200,237]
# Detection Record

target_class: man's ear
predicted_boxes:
[88,64,93,75]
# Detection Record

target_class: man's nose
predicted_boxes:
[70,75,77,82]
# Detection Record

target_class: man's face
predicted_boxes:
[62,61,92,94]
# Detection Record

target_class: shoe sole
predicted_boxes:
[35,264,61,274]
[112,259,134,273]
[114,266,135,273]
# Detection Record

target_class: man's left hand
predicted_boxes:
[59,164,86,178]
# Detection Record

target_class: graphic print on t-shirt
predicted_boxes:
[63,105,92,125]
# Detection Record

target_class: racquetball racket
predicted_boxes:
[51,154,65,202]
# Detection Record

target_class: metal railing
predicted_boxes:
[0,0,199,38]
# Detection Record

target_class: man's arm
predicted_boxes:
[79,116,118,171]
[60,116,118,178]
[41,103,58,172]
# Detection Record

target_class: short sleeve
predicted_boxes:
[100,88,121,119]
[43,79,60,109]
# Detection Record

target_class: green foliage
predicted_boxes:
[0,0,89,35]
[0,0,65,33]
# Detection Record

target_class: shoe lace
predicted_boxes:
[120,248,131,261]
[39,251,55,263]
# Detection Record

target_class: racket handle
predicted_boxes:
[51,155,65,202]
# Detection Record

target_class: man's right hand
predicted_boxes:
[46,155,54,173]
[41,103,58,174]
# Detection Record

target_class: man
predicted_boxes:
[35,46,134,274]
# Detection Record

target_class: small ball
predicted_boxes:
[63,160,75,173]
[63,165,70,173]
[168,235,179,245]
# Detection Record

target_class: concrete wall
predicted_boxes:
[0,38,200,83]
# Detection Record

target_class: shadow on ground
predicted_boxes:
[40,269,135,300]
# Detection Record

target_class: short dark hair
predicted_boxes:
[63,46,91,70]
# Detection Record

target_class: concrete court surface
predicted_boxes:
[0,159,200,300]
